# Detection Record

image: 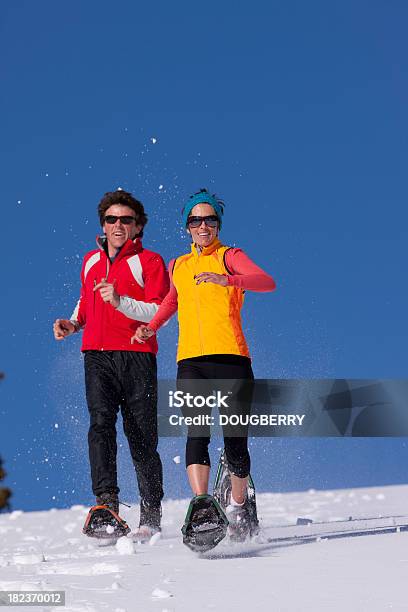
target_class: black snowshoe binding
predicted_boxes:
[213,450,260,542]
[83,504,130,539]
[182,494,228,553]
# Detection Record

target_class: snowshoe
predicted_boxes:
[182,494,228,553]
[82,504,130,539]
[132,525,161,543]
[132,500,162,543]
[213,450,260,541]
[225,498,254,542]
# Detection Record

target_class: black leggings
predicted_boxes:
[177,354,254,478]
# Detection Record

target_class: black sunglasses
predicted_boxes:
[187,215,219,228]
[104,215,137,225]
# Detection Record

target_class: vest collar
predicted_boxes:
[191,237,222,257]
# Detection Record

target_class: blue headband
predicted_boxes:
[182,192,224,228]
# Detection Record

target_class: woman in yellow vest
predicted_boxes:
[132,189,276,540]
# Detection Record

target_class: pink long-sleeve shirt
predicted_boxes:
[148,248,275,333]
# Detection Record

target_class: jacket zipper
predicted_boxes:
[93,280,96,317]
[100,257,110,349]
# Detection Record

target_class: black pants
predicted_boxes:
[84,351,163,506]
[177,354,254,479]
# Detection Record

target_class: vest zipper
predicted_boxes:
[193,259,204,356]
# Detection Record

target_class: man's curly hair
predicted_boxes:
[97,190,148,237]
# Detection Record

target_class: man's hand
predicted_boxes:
[94,278,120,308]
[53,319,76,341]
[195,272,228,286]
[131,325,155,344]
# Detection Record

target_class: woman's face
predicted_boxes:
[187,203,219,248]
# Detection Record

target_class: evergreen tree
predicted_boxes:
[0,456,11,512]
[0,372,12,511]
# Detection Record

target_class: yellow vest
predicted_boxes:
[173,238,250,362]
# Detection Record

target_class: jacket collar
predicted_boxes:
[191,237,222,257]
[96,236,143,261]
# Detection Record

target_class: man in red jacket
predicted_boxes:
[53,190,169,539]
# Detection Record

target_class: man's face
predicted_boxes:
[187,203,219,248]
[102,204,142,254]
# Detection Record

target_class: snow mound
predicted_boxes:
[151,587,172,599]
[115,537,135,555]
[149,531,161,546]
[13,553,45,565]
[38,561,121,576]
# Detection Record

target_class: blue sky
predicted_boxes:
[1,1,407,511]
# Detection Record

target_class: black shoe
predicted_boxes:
[96,491,119,515]
[139,499,162,530]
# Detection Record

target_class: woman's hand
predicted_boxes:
[131,325,155,344]
[195,272,228,286]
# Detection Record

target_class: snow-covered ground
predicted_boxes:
[1,485,408,612]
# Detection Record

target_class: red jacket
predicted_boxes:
[72,237,169,353]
